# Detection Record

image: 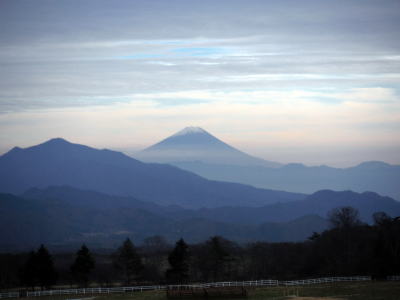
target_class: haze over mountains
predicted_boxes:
[0,187,321,250]
[0,132,399,250]
[2,186,400,250]
[137,127,400,200]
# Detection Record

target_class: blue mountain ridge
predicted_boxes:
[0,138,304,208]
[1,185,399,250]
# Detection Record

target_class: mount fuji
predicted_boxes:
[137,126,281,167]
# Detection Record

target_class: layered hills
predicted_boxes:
[136,127,400,200]
[0,134,399,250]
[2,186,399,250]
[0,138,304,208]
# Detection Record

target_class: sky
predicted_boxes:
[0,0,399,167]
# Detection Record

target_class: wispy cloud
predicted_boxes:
[0,0,400,165]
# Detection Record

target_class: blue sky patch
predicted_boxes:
[171,47,230,57]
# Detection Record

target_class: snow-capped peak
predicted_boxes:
[172,126,207,137]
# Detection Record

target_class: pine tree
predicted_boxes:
[113,238,143,285]
[19,251,38,290]
[166,238,189,284]
[71,244,95,287]
[35,245,57,290]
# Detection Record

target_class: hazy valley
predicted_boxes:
[1,127,399,251]
[137,127,400,200]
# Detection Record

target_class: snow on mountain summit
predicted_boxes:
[172,126,207,137]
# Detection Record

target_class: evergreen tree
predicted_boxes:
[113,238,143,285]
[35,245,57,290]
[19,251,38,290]
[71,244,95,287]
[166,238,189,284]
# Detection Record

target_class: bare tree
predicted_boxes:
[328,206,361,229]
[373,211,392,226]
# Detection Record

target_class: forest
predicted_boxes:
[0,207,399,291]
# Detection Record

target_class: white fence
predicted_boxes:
[387,275,400,280]
[280,276,371,286]
[0,293,19,300]
[0,276,372,299]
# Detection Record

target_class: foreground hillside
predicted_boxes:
[2,220,400,296]
[89,282,400,300]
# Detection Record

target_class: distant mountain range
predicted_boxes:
[192,189,400,225]
[1,186,399,250]
[0,138,304,208]
[136,127,400,200]
[172,160,400,200]
[1,133,399,250]
[0,186,324,250]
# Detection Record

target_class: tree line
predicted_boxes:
[0,207,399,290]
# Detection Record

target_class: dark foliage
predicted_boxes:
[18,245,57,290]
[328,206,362,229]
[0,254,22,289]
[141,236,171,282]
[112,238,144,285]
[70,244,95,287]
[372,212,400,278]
[192,236,239,282]
[19,251,37,289]
[2,208,399,289]
[166,238,190,284]
[35,245,58,289]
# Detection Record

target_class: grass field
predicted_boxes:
[249,281,400,299]
[17,281,400,300]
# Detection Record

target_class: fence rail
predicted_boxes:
[279,276,371,286]
[0,293,19,299]
[0,276,373,299]
[387,275,400,281]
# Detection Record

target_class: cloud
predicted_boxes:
[1,87,398,143]
[0,0,400,165]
